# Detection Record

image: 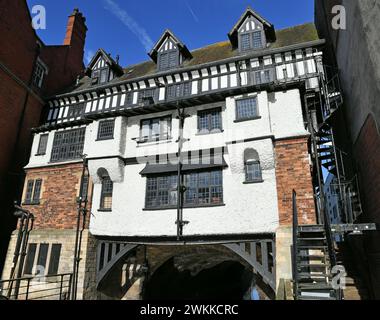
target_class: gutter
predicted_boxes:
[48,39,326,100]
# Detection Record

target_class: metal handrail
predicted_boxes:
[0,273,73,300]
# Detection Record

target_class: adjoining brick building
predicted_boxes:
[315,0,380,299]
[1,5,375,300]
[0,1,87,273]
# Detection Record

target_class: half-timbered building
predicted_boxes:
[3,7,372,300]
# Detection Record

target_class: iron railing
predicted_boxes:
[0,273,72,300]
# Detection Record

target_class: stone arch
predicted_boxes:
[96,242,275,300]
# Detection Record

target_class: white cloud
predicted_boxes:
[103,0,154,52]
[184,0,199,23]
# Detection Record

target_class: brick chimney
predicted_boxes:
[63,8,87,62]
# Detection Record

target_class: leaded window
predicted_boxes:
[92,66,110,85]
[198,108,222,134]
[51,128,86,163]
[245,161,263,182]
[146,175,178,208]
[32,61,46,88]
[140,116,171,142]
[244,149,263,183]
[252,31,263,49]
[100,175,113,211]
[241,34,251,51]
[100,68,108,84]
[166,82,192,100]
[252,69,273,85]
[145,170,223,209]
[97,120,115,140]
[25,180,34,204]
[158,51,179,71]
[67,104,84,118]
[32,179,42,204]
[138,88,156,105]
[236,97,259,120]
[240,31,263,52]
[36,134,48,156]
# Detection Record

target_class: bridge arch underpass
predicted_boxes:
[96,242,275,300]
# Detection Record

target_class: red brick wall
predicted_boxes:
[0,1,87,271]
[22,163,93,230]
[275,136,316,225]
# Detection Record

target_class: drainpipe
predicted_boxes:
[71,155,89,300]
[175,103,189,240]
[10,205,34,299]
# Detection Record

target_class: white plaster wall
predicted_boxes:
[268,90,309,139]
[26,88,307,238]
[26,125,87,169]
[83,116,127,158]
[89,138,279,237]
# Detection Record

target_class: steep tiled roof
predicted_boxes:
[58,23,320,96]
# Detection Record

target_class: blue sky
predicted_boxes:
[27,0,314,67]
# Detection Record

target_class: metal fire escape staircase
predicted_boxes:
[292,65,377,300]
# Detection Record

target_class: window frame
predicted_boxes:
[67,103,85,119]
[97,119,115,141]
[244,160,263,184]
[100,175,113,211]
[166,82,192,100]
[32,179,42,204]
[252,30,263,49]
[239,30,264,53]
[36,134,49,156]
[144,169,224,210]
[139,115,172,143]
[32,60,47,88]
[35,243,49,276]
[158,50,179,71]
[23,243,37,276]
[50,127,86,163]
[197,107,223,134]
[235,96,260,122]
[47,244,62,276]
[138,88,157,106]
[24,180,35,205]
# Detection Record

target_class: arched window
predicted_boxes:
[98,169,113,211]
[244,149,263,183]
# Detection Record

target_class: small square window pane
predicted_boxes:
[241,34,251,51]
[236,98,258,120]
[252,31,263,49]
[98,120,115,140]
[37,134,48,155]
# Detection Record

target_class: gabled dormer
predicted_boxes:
[228,7,276,53]
[149,30,192,71]
[85,49,123,86]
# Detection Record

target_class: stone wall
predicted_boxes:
[1,229,97,300]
